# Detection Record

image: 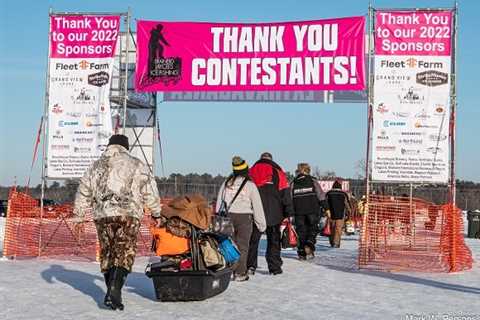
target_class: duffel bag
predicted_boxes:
[150,226,190,256]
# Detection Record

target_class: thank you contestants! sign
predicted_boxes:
[371,10,453,183]
[135,17,365,92]
[47,15,120,178]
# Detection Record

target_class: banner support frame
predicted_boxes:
[449,3,458,206]
[40,7,55,256]
[360,3,375,268]
[122,8,131,133]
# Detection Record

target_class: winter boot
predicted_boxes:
[109,267,129,311]
[269,269,283,275]
[103,268,113,307]
[247,267,256,275]
[234,273,249,282]
[304,245,315,260]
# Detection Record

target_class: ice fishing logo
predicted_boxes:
[70,87,95,105]
[398,87,424,104]
[143,24,182,86]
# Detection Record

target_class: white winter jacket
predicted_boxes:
[216,176,266,232]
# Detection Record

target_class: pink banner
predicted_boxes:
[50,15,120,58]
[375,11,453,56]
[135,17,365,92]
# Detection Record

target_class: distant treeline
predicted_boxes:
[0,174,479,210]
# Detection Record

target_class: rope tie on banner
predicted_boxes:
[26,116,44,190]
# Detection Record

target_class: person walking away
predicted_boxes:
[291,163,325,260]
[216,156,266,281]
[73,134,162,310]
[325,180,352,248]
[247,152,294,275]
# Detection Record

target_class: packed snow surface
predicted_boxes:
[0,225,479,320]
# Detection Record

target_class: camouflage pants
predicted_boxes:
[95,216,141,273]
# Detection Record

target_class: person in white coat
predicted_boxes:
[216,156,266,281]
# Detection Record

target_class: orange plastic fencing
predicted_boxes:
[358,195,472,272]
[2,188,171,261]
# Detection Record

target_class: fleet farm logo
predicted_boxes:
[380,58,443,70]
[55,60,109,71]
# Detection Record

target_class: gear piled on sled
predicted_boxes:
[146,194,240,301]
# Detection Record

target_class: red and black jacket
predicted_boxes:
[249,159,294,226]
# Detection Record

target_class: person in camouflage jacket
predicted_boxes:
[73,134,161,311]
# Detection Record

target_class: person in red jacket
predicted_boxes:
[247,152,294,275]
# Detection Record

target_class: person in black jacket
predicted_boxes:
[247,152,294,275]
[291,163,325,260]
[325,180,352,248]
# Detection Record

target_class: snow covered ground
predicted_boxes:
[0,217,5,256]
[1,231,479,320]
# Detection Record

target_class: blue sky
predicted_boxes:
[1,0,479,186]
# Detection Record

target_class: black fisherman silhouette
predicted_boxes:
[148,24,170,76]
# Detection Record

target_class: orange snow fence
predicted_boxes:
[358,195,473,273]
[2,188,171,260]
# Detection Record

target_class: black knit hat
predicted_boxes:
[333,180,342,189]
[260,152,272,160]
[108,134,129,150]
[232,156,248,175]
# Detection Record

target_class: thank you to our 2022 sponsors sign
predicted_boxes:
[47,15,120,178]
[135,17,365,92]
[371,10,452,183]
